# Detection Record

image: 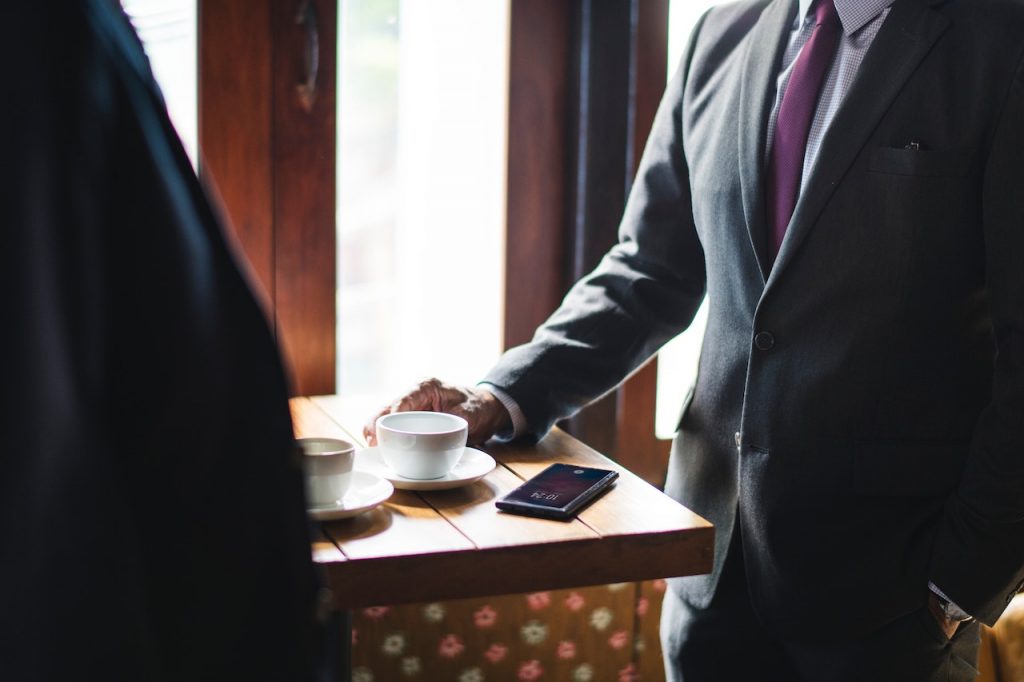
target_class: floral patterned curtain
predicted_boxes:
[351,580,669,681]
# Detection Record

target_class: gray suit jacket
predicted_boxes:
[485,0,1024,637]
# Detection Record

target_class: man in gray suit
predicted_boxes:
[367,0,1024,678]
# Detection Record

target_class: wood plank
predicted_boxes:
[201,0,337,396]
[324,529,710,609]
[616,358,671,488]
[629,0,669,180]
[290,396,359,444]
[309,394,376,446]
[272,0,337,396]
[311,525,346,564]
[505,0,574,349]
[198,0,274,308]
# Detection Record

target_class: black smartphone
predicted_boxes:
[495,463,619,521]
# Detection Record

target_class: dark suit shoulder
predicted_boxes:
[696,0,772,56]
[679,0,772,97]
[966,0,1024,18]
[944,0,1024,58]
[702,0,773,33]
[933,0,1024,102]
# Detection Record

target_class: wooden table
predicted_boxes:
[292,395,714,610]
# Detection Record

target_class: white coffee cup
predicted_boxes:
[298,437,356,507]
[376,411,468,480]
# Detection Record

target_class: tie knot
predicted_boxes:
[812,0,839,27]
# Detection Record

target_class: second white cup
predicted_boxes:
[376,411,468,479]
[298,437,356,507]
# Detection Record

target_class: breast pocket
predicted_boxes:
[867,147,971,178]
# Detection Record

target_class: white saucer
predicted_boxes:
[355,446,496,491]
[307,471,394,521]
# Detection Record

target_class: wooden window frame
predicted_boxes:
[199,0,337,397]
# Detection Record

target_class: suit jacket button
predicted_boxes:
[754,331,775,350]
[734,431,742,448]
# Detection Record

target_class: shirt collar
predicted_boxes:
[796,0,894,36]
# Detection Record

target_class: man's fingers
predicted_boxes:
[394,392,429,413]
[363,405,392,445]
[415,378,465,412]
[392,379,451,413]
[363,378,465,445]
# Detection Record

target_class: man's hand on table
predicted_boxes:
[363,378,512,446]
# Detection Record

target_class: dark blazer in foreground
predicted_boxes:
[485,0,1024,637]
[0,2,318,679]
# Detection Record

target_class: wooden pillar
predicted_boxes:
[199,0,337,396]
[504,0,575,350]
[504,0,670,482]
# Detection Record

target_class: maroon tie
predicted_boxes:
[766,0,841,259]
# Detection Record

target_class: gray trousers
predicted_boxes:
[661,529,981,682]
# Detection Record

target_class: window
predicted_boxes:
[337,0,509,416]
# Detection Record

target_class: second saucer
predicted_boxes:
[307,470,394,521]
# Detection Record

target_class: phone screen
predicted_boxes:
[496,463,618,519]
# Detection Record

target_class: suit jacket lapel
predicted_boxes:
[738,0,797,284]
[767,0,950,286]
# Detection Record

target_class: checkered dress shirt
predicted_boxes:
[766,0,893,190]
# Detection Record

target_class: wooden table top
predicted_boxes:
[292,396,713,609]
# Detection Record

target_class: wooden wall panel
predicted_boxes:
[504,0,574,350]
[272,0,337,396]
[198,0,274,307]
[199,0,336,396]
[561,0,636,460]
[630,0,670,175]
[566,0,634,281]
